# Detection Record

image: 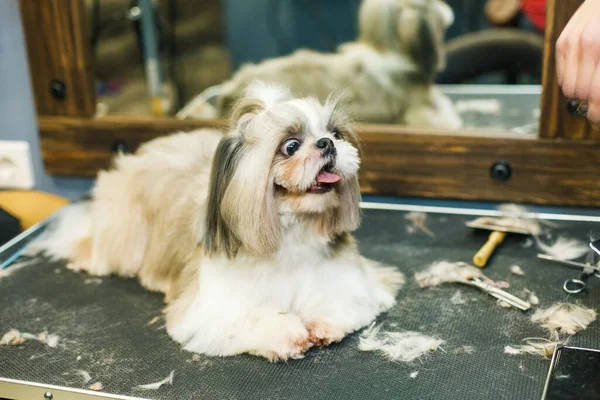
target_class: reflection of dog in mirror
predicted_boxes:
[31,82,405,361]
[214,0,461,129]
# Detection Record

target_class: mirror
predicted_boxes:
[88,0,544,134]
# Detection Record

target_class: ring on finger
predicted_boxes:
[568,100,588,117]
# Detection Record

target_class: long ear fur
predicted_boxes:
[324,98,362,235]
[358,0,399,51]
[207,84,291,257]
[203,135,245,258]
[220,139,281,256]
[401,1,452,81]
[330,175,361,234]
[229,96,264,131]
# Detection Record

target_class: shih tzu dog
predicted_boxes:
[31,83,405,361]
[189,0,461,129]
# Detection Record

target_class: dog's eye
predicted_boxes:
[332,128,342,140]
[282,139,301,156]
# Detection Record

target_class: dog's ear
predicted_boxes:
[204,133,281,258]
[435,0,454,28]
[330,122,361,236]
[331,175,362,235]
[219,138,281,257]
[358,0,452,81]
[358,0,399,51]
[203,135,244,258]
[229,96,264,133]
[328,123,361,236]
[206,82,294,257]
[322,99,361,235]
[229,81,294,132]
[399,0,452,80]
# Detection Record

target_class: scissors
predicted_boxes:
[537,239,600,294]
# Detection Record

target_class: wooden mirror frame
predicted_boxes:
[18,0,600,207]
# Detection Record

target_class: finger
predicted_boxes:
[574,56,598,102]
[588,103,600,130]
[557,2,591,90]
[587,102,600,130]
[562,40,580,99]
[575,25,600,100]
[556,27,574,87]
[556,5,583,87]
[556,50,566,87]
[586,65,600,129]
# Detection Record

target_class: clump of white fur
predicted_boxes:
[521,289,539,306]
[497,300,511,308]
[88,382,103,391]
[405,211,435,238]
[505,303,595,359]
[27,331,60,348]
[510,265,525,276]
[76,370,92,384]
[504,338,558,358]
[415,261,486,288]
[503,346,521,355]
[358,323,444,362]
[495,204,589,261]
[0,330,60,348]
[531,303,597,339]
[0,330,25,346]
[534,237,589,261]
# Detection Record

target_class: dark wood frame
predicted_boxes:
[19,0,600,206]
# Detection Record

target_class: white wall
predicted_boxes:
[0,0,92,200]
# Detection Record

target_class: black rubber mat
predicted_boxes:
[1,208,599,400]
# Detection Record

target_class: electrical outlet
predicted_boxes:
[0,140,35,189]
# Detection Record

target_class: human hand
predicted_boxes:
[556,0,600,129]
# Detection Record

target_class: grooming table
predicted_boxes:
[1,204,599,400]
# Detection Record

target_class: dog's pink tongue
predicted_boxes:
[316,171,341,183]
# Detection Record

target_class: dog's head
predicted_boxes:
[358,0,454,79]
[204,82,361,258]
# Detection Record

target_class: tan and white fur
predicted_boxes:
[207,0,461,129]
[30,83,405,361]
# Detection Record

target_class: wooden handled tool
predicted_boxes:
[466,217,533,268]
[473,231,506,267]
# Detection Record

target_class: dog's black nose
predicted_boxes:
[316,138,335,155]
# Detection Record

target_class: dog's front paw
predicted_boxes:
[249,314,312,362]
[305,320,345,347]
[255,337,313,362]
